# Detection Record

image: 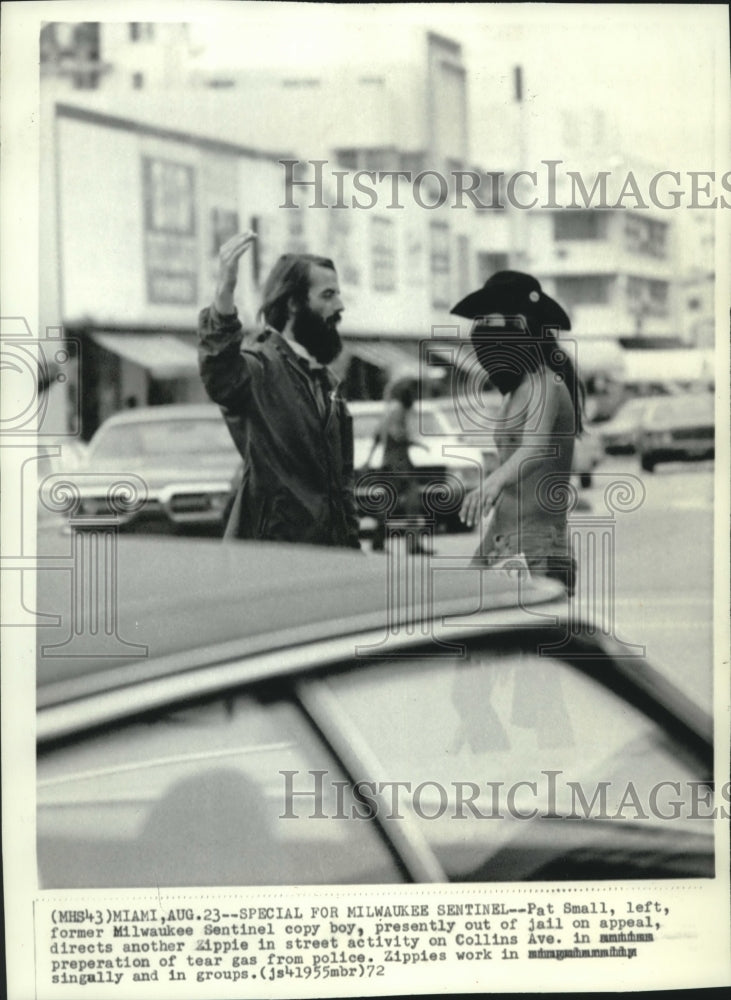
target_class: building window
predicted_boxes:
[364,148,398,172]
[399,151,426,174]
[211,209,239,256]
[626,276,669,316]
[624,215,667,258]
[130,21,154,41]
[132,72,144,89]
[328,211,360,287]
[142,157,197,305]
[553,211,608,241]
[142,158,196,235]
[430,221,451,308]
[41,22,102,89]
[285,208,308,254]
[335,149,359,170]
[554,275,614,306]
[477,252,509,282]
[282,78,320,88]
[456,234,471,298]
[370,217,396,292]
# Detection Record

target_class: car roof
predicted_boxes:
[92,404,223,428]
[36,537,565,697]
[643,392,714,417]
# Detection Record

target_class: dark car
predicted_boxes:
[350,400,489,533]
[598,397,653,455]
[37,538,713,888]
[637,393,715,472]
[44,404,240,533]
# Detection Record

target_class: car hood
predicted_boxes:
[36,537,567,693]
[641,414,713,432]
[75,453,239,491]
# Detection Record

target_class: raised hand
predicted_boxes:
[214,231,258,314]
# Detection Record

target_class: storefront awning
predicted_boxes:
[90,332,199,379]
[346,339,421,378]
[346,339,456,380]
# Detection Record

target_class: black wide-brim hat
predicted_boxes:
[450,271,571,331]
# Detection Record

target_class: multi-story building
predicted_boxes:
[40,21,197,92]
[40,21,709,438]
[39,29,518,435]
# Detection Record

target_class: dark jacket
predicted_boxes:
[198,306,360,548]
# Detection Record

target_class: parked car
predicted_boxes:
[36,439,88,525]
[36,537,713,887]
[636,393,715,472]
[598,397,653,455]
[48,404,240,534]
[572,424,604,488]
[350,399,494,532]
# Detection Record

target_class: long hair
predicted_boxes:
[258,253,336,332]
[525,311,586,435]
[471,312,586,434]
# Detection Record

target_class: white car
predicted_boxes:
[349,399,495,532]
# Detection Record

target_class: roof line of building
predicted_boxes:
[54,101,293,164]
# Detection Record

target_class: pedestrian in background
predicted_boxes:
[452,271,584,594]
[364,378,430,554]
[198,232,360,549]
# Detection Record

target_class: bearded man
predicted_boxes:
[197,232,360,548]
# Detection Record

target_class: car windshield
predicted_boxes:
[645,395,714,425]
[614,398,649,421]
[322,646,711,880]
[351,412,383,441]
[90,419,237,459]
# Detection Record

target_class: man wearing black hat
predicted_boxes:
[452,271,584,594]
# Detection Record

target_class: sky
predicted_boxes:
[187,2,726,171]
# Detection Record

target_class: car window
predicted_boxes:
[645,396,713,424]
[38,689,401,887]
[351,412,382,441]
[418,411,443,436]
[90,419,238,459]
[321,648,713,881]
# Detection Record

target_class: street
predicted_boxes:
[37,458,716,712]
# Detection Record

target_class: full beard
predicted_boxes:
[292,305,343,365]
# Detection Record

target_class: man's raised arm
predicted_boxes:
[198,232,258,408]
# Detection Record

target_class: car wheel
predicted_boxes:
[640,454,656,472]
[579,472,593,489]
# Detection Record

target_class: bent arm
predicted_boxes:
[198,306,256,409]
[340,408,362,549]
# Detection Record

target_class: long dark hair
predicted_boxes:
[472,313,585,434]
[258,253,335,332]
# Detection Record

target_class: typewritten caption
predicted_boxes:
[35,889,709,996]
